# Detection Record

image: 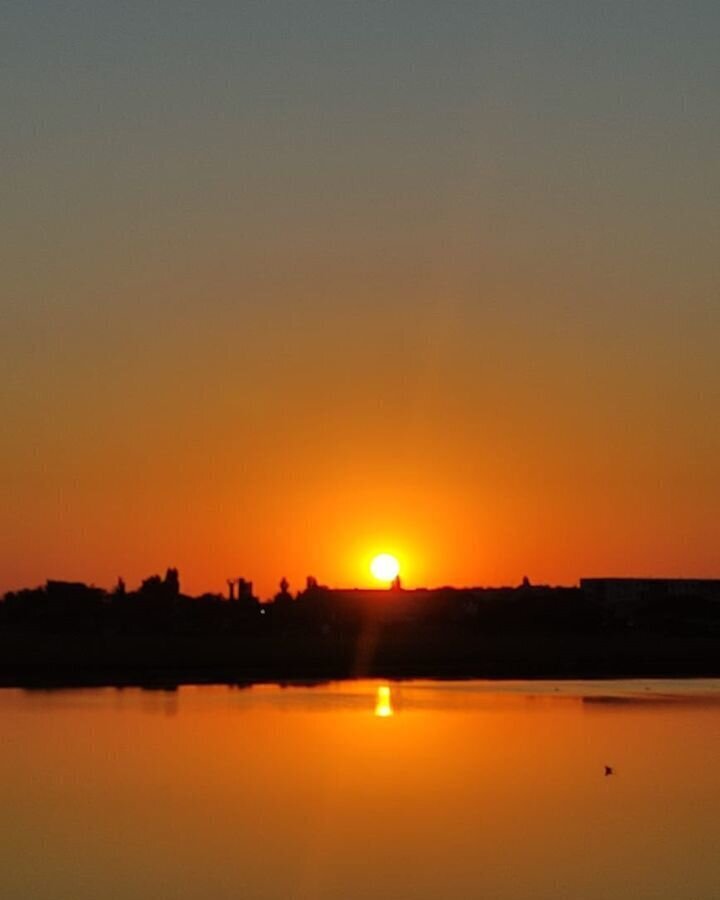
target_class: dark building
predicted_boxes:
[581,578,720,606]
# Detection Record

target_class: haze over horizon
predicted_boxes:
[3,1,719,598]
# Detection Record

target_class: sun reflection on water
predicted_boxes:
[374,684,394,718]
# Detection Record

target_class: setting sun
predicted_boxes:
[370,553,400,583]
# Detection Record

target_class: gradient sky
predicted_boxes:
[2,1,719,597]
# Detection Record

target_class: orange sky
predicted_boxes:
[2,2,719,597]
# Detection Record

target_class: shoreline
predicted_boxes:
[3,661,720,691]
[1,626,718,689]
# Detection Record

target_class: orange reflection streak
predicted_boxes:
[374,684,394,718]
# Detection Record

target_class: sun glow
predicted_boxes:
[370,553,400,583]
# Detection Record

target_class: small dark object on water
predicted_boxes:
[604,765,614,776]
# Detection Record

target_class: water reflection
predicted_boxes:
[0,681,719,900]
[374,684,394,718]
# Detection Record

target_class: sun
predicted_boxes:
[370,553,400,583]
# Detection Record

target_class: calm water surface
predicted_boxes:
[1,680,719,899]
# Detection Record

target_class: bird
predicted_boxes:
[604,765,614,776]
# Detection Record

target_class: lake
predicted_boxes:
[1,680,719,899]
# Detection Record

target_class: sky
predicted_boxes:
[2,1,719,598]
